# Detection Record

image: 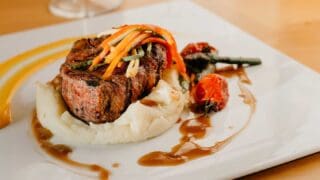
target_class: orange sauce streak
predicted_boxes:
[0,35,107,178]
[0,37,77,77]
[32,111,109,180]
[0,35,99,129]
[138,67,256,166]
[0,49,69,129]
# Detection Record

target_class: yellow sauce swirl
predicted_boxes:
[0,38,76,77]
[0,37,78,129]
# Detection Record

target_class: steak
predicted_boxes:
[59,37,167,124]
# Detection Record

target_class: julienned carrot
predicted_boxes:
[101,26,140,48]
[139,37,172,68]
[103,31,141,65]
[90,24,187,78]
[89,26,139,71]
[137,24,186,75]
[102,32,152,79]
[89,49,108,71]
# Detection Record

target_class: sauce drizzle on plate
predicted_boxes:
[0,33,258,179]
[216,65,251,84]
[32,111,110,180]
[112,163,120,168]
[138,66,256,166]
[0,37,78,129]
[140,99,158,107]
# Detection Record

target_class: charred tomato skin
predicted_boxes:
[180,42,217,58]
[192,73,229,112]
[180,42,218,75]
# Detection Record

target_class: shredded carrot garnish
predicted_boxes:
[117,61,123,68]
[90,24,187,79]
[134,24,186,75]
[139,37,172,69]
[102,32,152,79]
[125,49,139,77]
[104,31,141,64]
[89,26,140,71]
[89,50,108,71]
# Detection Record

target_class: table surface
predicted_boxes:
[1,0,319,179]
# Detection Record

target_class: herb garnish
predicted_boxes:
[71,60,93,70]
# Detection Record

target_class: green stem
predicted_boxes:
[122,47,145,62]
[71,60,93,70]
[184,52,262,66]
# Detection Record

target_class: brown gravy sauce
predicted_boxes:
[31,66,255,174]
[32,112,110,180]
[180,115,211,140]
[140,99,158,107]
[176,118,182,124]
[138,66,256,166]
[216,65,251,84]
[112,163,120,168]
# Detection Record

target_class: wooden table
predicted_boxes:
[1,0,319,179]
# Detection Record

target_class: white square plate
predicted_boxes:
[1,1,320,179]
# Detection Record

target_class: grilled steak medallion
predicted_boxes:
[59,37,167,124]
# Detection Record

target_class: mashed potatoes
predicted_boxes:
[36,69,186,145]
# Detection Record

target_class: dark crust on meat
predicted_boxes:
[59,36,167,123]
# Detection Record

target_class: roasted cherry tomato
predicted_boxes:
[180,42,218,76]
[193,73,229,112]
[180,42,217,58]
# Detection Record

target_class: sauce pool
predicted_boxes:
[32,111,110,180]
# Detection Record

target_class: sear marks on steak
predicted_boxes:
[60,36,167,124]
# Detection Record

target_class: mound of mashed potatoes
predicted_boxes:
[36,69,186,145]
